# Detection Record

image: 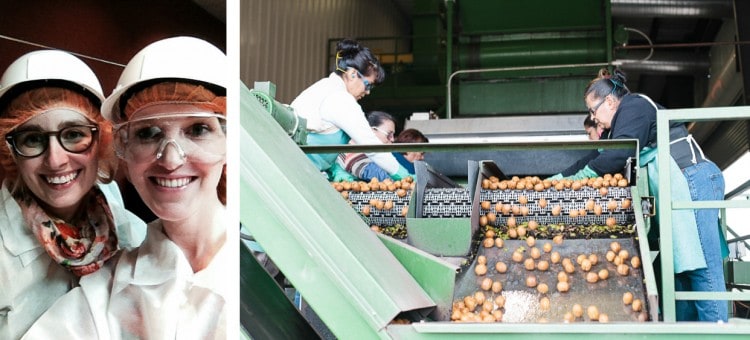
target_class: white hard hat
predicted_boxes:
[0,50,105,106]
[101,36,226,123]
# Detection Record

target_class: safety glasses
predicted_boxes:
[372,126,394,141]
[588,96,607,116]
[5,125,98,158]
[114,112,226,164]
[354,69,374,91]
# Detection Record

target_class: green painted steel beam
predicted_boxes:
[239,83,435,339]
[631,184,660,322]
[300,139,637,154]
[660,106,750,121]
[385,322,750,338]
[675,291,750,301]
[672,200,750,209]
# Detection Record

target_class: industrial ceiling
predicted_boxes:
[376,0,748,170]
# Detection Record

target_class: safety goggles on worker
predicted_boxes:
[5,125,98,158]
[114,112,226,164]
[354,69,374,91]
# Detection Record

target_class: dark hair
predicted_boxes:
[366,110,395,128]
[334,39,385,84]
[584,68,630,101]
[396,128,429,143]
[583,115,597,128]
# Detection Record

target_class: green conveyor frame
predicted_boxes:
[240,80,750,337]
[239,82,436,339]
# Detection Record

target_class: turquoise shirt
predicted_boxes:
[305,129,349,171]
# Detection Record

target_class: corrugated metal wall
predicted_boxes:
[241,0,410,104]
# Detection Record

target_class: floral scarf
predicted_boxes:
[20,187,118,276]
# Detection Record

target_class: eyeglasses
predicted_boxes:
[5,125,98,158]
[372,126,395,141]
[354,69,374,91]
[588,96,607,116]
[114,113,226,164]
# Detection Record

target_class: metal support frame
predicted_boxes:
[656,105,750,322]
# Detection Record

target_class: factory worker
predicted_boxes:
[553,68,727,322]
[343,125,429,181]
[291,38,411,182]
[338,110,397,181]
[393,128,429,173]
[24,37,228,339]
[0,50,145,340]
[583,115,604,140]
[559,116,607,176]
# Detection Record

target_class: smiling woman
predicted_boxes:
[24,36,229,339]
[0,50,146,340]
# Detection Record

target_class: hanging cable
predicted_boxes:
[0,34,125,67]
[623,27,654,61]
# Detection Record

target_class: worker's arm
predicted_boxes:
[321,92,406,177]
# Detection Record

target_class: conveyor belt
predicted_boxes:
[479,186,635,226]
[453,238,649,322]
[422,188,472,218]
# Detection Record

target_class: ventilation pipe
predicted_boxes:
[611,0,733,19]
[615,51,710,74]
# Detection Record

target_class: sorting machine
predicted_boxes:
[240,83,750,339]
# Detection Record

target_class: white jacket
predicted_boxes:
[291,73,400,174]
[0,182,145,340]
[23,217,229,339]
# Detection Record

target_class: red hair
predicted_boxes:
[0,87,115,194]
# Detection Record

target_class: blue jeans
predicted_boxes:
[674,161,727,322]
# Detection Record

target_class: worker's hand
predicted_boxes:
[328,163,357,182]
[546,173,564,181]
[560,165,599,181]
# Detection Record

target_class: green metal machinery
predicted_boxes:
[356,0,614,119]
[241,82,750,339]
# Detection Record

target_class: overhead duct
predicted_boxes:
[611,0,733,18]
[615,51,711,74]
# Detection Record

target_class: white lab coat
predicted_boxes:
[23,217,229,339]
[290,72,400,174]
[0,182,145,340]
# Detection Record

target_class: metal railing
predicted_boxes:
[656,106,750,322]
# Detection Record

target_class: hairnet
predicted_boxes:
[0,87,115,194]
[122,81,226,204]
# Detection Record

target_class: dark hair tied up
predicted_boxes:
[334,39,385,84]
[584,68,629,101]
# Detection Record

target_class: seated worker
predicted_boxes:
[341,126,429,181]
[584,115,605,140]
[337,111,396,181]
[559,115,610,176]
[390,128,429,174]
